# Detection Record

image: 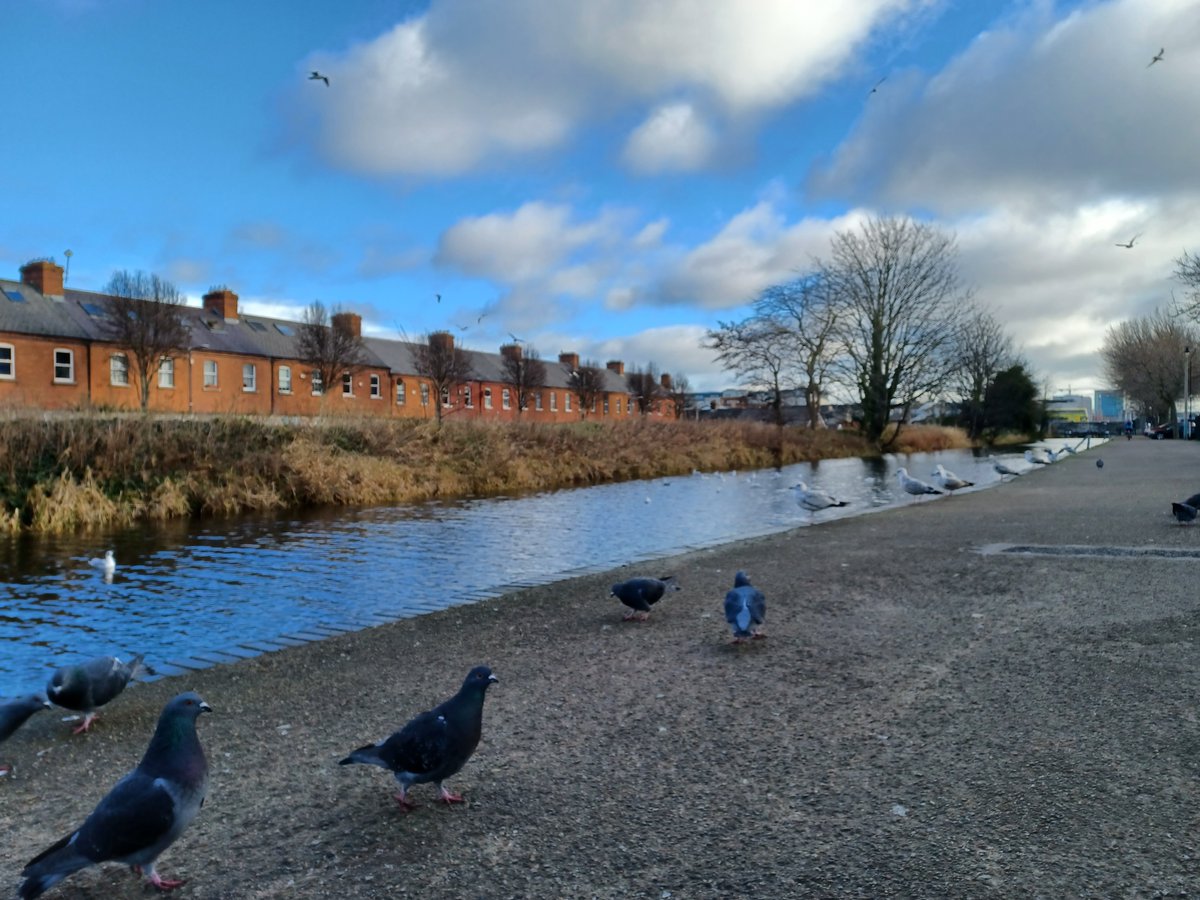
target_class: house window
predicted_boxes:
[615,397,621,415]
[592,398,597,413]
[242,363,257,392]
[550,391,557,411]
[158,358,174,388]
[483,387,493,409]
[278,365,292,394]
[0,344,13,379]
[502,388,511,410]
[203,360,218,388]
[370,374,381,398]
[311,371,323,395]
[342,373,354,396]
[419,383,430,406]
[110,354,129,386]
[54,349,75,383]
[440,387,450,407]
[464,386,473,408]
[535,392,543,411]
[396,379,406,405]
[565,393,572,412]
[603,398,609,415]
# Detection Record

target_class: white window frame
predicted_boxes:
[342,372,354,397]
[535,392,542,411]
[419,383,430,406]
[278,365,292,394]
[603,398,609,415]
[615,397,621,415]
[158,357,174,389]
[565,393,572,412]
[396,379,406,405]
[242,363,257,393]
[0,343,14,380]
[203,359,218,388]
[441,386,451,408]
[550,391,557,411]
[483,387,493,409]
[464,385,473,408]
[370,374,381,399]
[54,348,75,384]
[502,388,511,410]
[311,370,324,396]
[109,353,129,387]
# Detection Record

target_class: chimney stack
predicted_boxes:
[500,343,523,362]
[430,331,455,353]
[332,311,362,338]
[202,288,239,322]
[20,260,64,298]
[559,352,580,370]
[606,360,625,375]
[660,373,672,390]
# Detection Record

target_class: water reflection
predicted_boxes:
[0,439,1098,690]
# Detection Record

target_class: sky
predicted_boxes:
[3,0,1199,395]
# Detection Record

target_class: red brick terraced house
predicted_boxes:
[0,261,676,421]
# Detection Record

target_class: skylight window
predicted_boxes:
[274,323,294,336]
[81,302,106,317]
[245,320,268,333]
[4,290,24,303]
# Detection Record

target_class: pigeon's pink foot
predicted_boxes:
[437,787,465,805]
[72,713,97,735]
[637,612,650,622]
[0,764,11,776]
[393,792,417,812]
[148,872,186,891]
[751,632,768,640]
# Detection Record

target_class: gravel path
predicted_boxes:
[2,437,1198,899]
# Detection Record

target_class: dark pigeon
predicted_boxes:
[18,692,211,899]
[724,571,766,643]
[47,654,154,734]
[609,576,681,621]
[1172,493,1200,523]
[0,694,51,776]
[341,665,498,811]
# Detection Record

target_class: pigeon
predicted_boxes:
[47,654,154,734]
[1171,493,1200,523]
[0,694,51,776]
[724,571,766,643]
[896,467,942,499]
[309,70,330,86]
[18,692,211,899]
[88,550,116,577]
[989,454,1021,478]
[1096,459,1104,469]
[609,576,681,622]
[340,666,498,811]
[930,464,974,492]
[792,481,849,513]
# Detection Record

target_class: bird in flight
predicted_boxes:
[1148,48,1165,67]
[869,76,886,96]
[1115,234,1141,249]
[435,293,442,303]
[507,332,525,344]
[309,71,330,86]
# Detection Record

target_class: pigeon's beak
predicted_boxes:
[487,674,499,684]
[199,701,212,713]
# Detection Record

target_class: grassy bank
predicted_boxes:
[0,414,971,534]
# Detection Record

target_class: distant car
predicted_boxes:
[1151,423,1176,439]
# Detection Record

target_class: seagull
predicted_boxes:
[1024,449,1052,466]
[507,332,525,344]
[989,454,1021,479]
[1115,234,1141,249]
[309,70,330,86]
[791,481,849,513]
[1148,47,1164,67]
[88,550,116,578]
[930,463,974,492]
[896,467,943,500]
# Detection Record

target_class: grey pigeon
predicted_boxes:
[18,692,211,899]
[724,571,766,643]
[609,576,681,621]
[0,694,51,776]
[1172,493,1200,523]
[47,654,154,734]
[341,665,498,811]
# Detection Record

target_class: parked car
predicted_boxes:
[1150,418,1200,439]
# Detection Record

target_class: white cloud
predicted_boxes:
[622,103,717,173]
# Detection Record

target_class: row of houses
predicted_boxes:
[0,260,678,421]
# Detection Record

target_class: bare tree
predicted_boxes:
[951,308,1019,439]
[704,316,797,427]
[667,372,691,419]
[297,301,367,403]
[821,216,972,447]
[756,275,842,428]
[1101,310,1197,424]
[412,331,473,425]
[500,345,547,416]
[1172,250,1200,319]
[567,360,607,419]
[626,363,662,415]
[100,270,191,411]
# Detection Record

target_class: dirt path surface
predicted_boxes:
[3,437,1199,899]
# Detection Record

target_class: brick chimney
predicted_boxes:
[429,331,455,353]
[500,343,523,363]
[20,260,64,298]
[559,352,580,370]
[660,373,672,390]
[332,311,362,337]
[606,360,625,375]
[203,288,239,322]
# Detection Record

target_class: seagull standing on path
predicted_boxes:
[931,464,974,492]
[989,454,1021,479]
[896,467,943,500]
[792,481,849,514]
[1024,449,1052,466]
[309,70,330,86]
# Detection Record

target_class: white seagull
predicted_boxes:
[989,454,1021,478]
[1024,449,1052,466]
[930,464,974,492]
[896,467,943,500]
[88,550,116,578]
[792,481,849,513]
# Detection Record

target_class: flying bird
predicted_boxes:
[0,694,51,776]
[868,76,886,95]
[1171,492,1200,523]
[18,692,210,899]
[931,463,975,492]
[1148,47,1165,67]
[507,332,525,344]
[46,654,154,734]
[435,293,442,303]
[1115,234,1141,249]
[989,454,1021,479]
[340,665,498,811]
[724,571,766,643]
[309,70,329,86]
[791,481,849,513]
[896,467,943,499]
[609,576,681,622]
[88,550,116,577]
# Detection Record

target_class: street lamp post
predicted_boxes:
[1186,347,1192,440]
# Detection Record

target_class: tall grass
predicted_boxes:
[0,413,967,533]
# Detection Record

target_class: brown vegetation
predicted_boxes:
[0,414,967,534]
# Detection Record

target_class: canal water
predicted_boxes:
[0,440,1097,693]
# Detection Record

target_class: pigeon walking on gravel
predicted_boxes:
[1171,493,1200,523]
[18,692,211,899]
[609,576,681,621]
[340,665,499,812]
[0,694,51,776]
[931,464,974,492]
[47,654,154,734]
[724,571,766,643]
[896,467,942,500]
[792,481,849,514]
